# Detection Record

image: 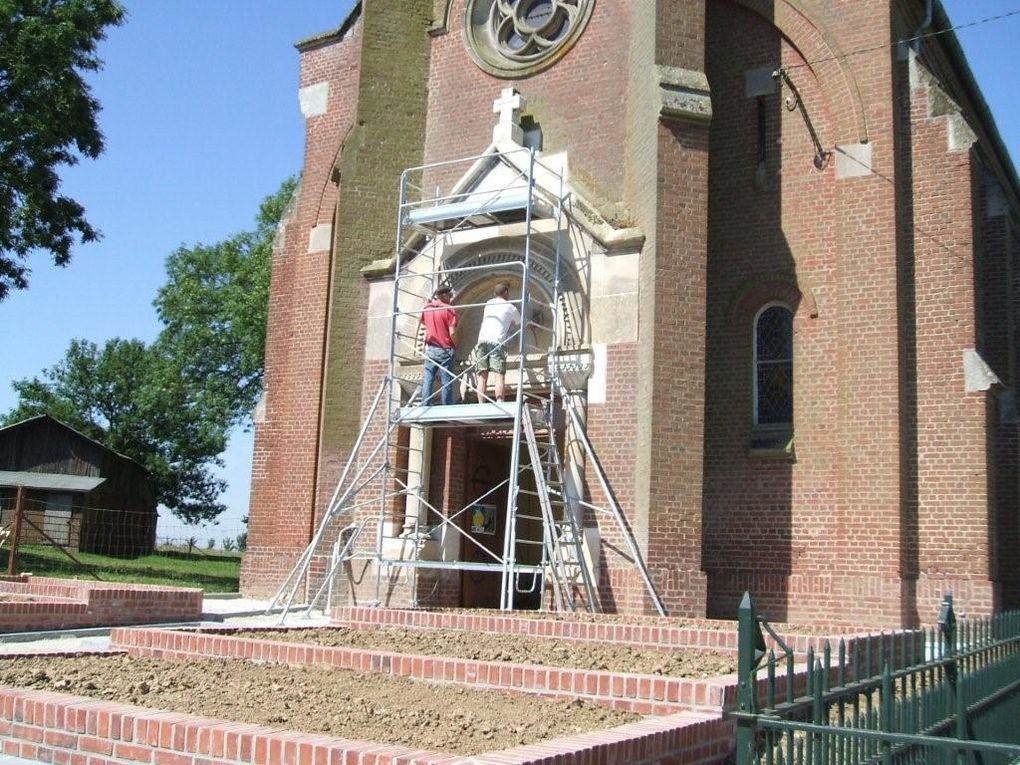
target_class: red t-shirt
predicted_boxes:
[421,300,457,349]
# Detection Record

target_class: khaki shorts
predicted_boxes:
[473,342,507,374]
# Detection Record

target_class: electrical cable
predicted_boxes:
[784,7,1020,71]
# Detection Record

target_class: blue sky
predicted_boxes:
[0,1,355,540]
[0,0,1016,541]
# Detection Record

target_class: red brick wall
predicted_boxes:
[314,0,434,608]
[242,21,364,596]
[905,59,997,619]
[704,1,835,622]
[586,344,642,612]
[246,1,1018,626]
[626,1,714,618]
[423,1,633,197]
[114,626,731,716]
[643,113,711,618]
[398,2,661,614]
[703,1,909,626]
[701,1,1012,626]
[0,577,201,633]
[0,681,734,765]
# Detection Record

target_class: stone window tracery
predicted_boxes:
[464,0,595,78]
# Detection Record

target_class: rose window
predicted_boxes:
[464,0,595,78]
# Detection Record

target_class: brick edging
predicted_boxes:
[333,606,741,652]
[0,685,449,764]
[330,607,878,656]
[0,685,734,765]
[0,577,203,634]
[111,627,737,714]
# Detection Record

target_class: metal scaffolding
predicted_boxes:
[270,147,664,618]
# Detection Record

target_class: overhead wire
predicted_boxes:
[770,7,1020,266]
[783,7,1020,71]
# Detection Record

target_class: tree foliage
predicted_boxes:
[4,338,228,523]
[3,179,297,522]
[0,0,125,300]
[153,176,297,421]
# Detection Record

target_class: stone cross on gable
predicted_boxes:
[492,87,527,145]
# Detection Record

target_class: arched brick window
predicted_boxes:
[753,303,793,427]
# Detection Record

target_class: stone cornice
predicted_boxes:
[657,66,712,124]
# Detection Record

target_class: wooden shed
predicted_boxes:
[0,415,157,557]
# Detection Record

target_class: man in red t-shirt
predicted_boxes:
[419,285,458,405]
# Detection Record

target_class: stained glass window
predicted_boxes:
[755,305,793,425]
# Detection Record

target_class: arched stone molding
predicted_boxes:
[443,235,582,295]
[443,235,589,352]
[722,0,869,145]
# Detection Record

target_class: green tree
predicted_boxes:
[5,337,149,441]
[4,338,228,522]
[153,176,297,421]
[0,0,125,300]
[3,179,297,523]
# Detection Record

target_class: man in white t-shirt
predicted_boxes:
[473,282,521,403]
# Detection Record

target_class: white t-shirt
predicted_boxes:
[477,297,521,345]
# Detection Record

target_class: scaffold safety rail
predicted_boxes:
[268,145,664,619]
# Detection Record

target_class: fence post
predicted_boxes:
[880,662,893,765]
[938,592,973,765]
[5,485,25,576]
[737,592,766,765]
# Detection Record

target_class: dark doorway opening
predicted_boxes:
[459,438,542,610]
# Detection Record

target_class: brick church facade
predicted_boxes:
[240,0,1020,628]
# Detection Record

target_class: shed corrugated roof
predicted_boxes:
[0,471,105,492]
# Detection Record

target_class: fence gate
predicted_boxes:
[734,592,1020,765]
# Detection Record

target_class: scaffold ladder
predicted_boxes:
[562,393,666,617]
[520,405,599,612]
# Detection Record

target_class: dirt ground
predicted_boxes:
[0,655,640,756]
[0,623,740,755]
[429,609,734,627]
[227,627,737,678]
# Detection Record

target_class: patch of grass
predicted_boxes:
[0,545,240,592]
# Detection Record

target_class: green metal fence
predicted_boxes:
[733,592,1020,765]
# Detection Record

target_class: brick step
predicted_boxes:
[330,607,881,658]
[110,627,739,716]
[0,684,733,765]
[331,606,741,653]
